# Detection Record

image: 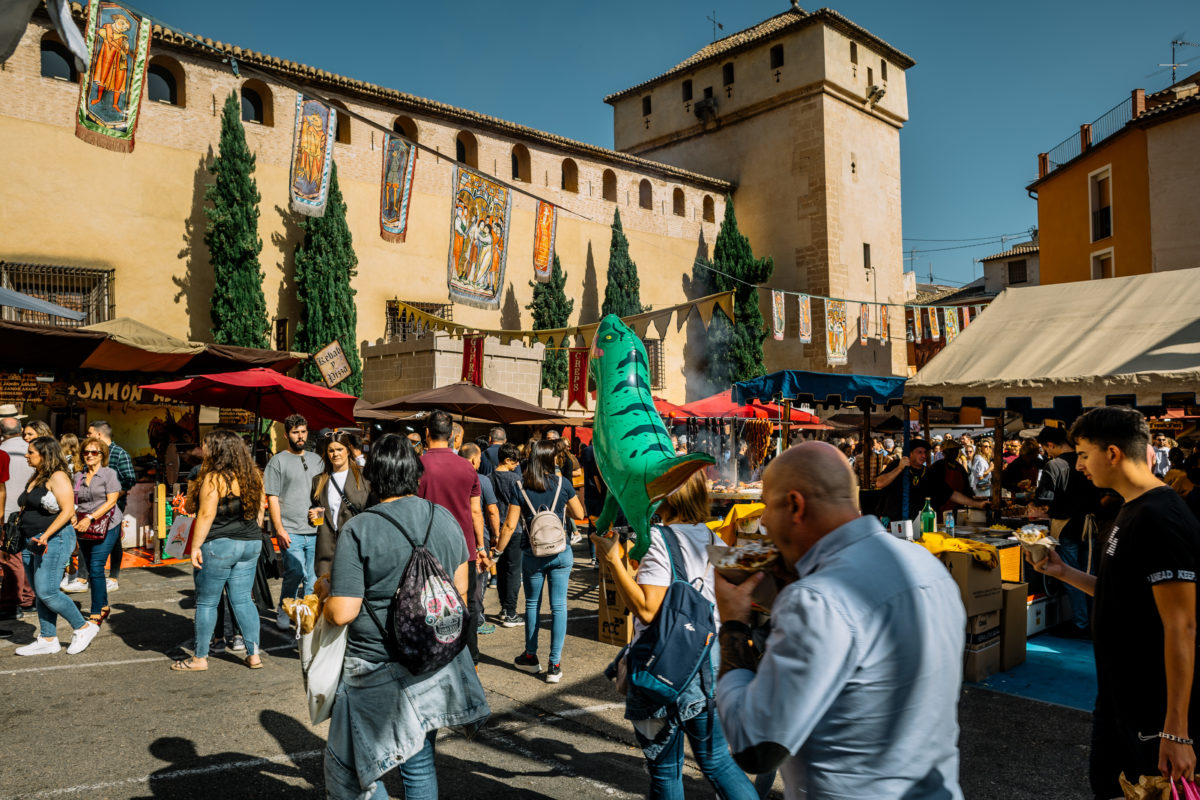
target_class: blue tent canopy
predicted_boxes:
[0,286,85,321]
[733,370,907,409]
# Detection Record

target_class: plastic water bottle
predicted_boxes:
[944,511,955,536]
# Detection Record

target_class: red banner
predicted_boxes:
[461,335,484,386]
[568,348,589,410]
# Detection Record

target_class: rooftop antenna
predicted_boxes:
[706,10,723,42]
[1158,35,1199,84]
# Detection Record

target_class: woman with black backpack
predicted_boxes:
[593,471,757,800]
[319,434,489,800]
[495,439,585,684]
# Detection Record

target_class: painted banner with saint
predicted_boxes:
[75,1,152,152]
[448,165,511,309]
[928,307,941,341]
[961,307,971,329]
[944,306,960,342]
[825,299,848,366]
[771,291,785,340]
[912,308,922,343]
[798,294,812,343]
[533,201,556,282]
[879,304,889,344]
[380,134,417,242]
[289,96,337,217]
[859,303,870,345]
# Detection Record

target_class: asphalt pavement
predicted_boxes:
[0,546,1093,799]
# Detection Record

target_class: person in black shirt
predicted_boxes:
[1030,407,1200,795]
[874,439,986,522]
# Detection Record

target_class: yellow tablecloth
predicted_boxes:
[916,532,999,569]
[708,502,765,545]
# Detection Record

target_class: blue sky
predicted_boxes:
[132,0,1198,287]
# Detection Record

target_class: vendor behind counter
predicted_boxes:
[871,439,988,522]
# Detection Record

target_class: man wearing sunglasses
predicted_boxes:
[264,414,323,630]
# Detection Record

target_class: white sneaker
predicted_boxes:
[16,638,62,656]
[63,579,89,593]
[67,622,101,655]
[276,605,292,631]
[105,578,118,592]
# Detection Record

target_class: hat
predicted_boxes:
[0,403,27,419]
[905,439,931,455]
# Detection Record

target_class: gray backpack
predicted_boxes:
[519,478,567,557]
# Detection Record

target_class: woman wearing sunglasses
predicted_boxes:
[71,437,123,625]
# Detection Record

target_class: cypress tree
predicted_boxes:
[705,196,774,386]
[527,255,574,394]
[205,91,269,349]
[601,208,647,317]
[293,162,363,395]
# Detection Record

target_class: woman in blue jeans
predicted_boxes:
[496,439,586,684]
[16,437,101,657]
[171,429,265,671]
[71,436,122,625]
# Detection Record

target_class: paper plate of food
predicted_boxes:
[708,540,780,608]
[1014,524,1058,563]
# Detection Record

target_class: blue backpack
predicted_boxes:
[627,526,717,706]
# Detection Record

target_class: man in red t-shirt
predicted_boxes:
[417,409,494,662]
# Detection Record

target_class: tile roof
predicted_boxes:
[979,242,1038,262]
[604,6,915,102]
[50,5,734,193]
[914,278,991,307]
[1134,91,1200,124]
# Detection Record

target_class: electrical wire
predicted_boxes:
[903,230,1030,242]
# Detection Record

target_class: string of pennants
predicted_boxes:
[768,291,988,367]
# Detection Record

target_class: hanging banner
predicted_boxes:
[289,95,337,217]
[461,335,484,386]
[75,1,152,152]
[961,306,971,329]
[448,165,512,309]
[533,201,557,283]
[927,307,941,341]
[944,306,960,342]
[567,348,589,410]
[859,303,870,345]
[824,299,848,366]
[798,294,812,343]
[912,308,922,343]
[771,291,785,340]
[380,134,417,242]
[879,304,889,344]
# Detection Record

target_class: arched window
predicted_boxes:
[392,116,418,142]
[672,188,685,217]
[561,158,578,193]
[146,56,185,106]
[639,179,653,210]
[240,80,273,126]
[40,35,76,82]
[511,144,530,182]
[703,195,715,223]
[456,131,477,167]
[602,169,617,202]
[327,99,351,145]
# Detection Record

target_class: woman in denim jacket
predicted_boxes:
[320,433,489,800]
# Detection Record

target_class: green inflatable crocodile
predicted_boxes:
[590,314,714,560]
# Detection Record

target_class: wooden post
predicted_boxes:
[992,411,1005,516]
[860,404,872,489]
[920,403,931,444]
[781,400,793,450]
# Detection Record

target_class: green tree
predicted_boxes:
[601,209,647,318]
[527,255,574,394]
[704,196,774,387]
[205,91,269,349]
[293,162,363,395]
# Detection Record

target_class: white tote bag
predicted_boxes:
[298,612,348,725]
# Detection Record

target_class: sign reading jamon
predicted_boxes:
[314,341,351,388]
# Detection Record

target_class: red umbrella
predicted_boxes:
[679,390,771,419]
[653,396,689,418]
[142,368,357,431]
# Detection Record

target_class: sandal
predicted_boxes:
[245,654,263,670]
[170,657,208,672]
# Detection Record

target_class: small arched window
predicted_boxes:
[703,195,715,223]
[456,130,478,167]
[326,99,350,145]
[40,35,76,82]
[561,158,579,193]
[147,56,185,106]
[639,179,653,210]
[240,80,273,126]
[672,188,685,217]
[602,169,617,202]
[392,116,418,142]
[511,144,530,182]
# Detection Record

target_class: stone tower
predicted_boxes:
[606,5,913,376]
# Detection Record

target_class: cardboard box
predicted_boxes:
[941,551,1003,616]
[597,559,634,646]
[1027,596,1049,636]
[966,609,1000,635]
[963,640,1001,682]
[1001,582,1028,671]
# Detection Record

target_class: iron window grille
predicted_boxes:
[385,300,453,341]
[643,337,665,391]
[0,262,114,327]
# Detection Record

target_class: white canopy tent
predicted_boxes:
[905,268,1200,418]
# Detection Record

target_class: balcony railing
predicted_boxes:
[1040,96,1135,178]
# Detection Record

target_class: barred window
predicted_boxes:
[0,262,114,327]
[643,337,665,391]
[385,300,453,341]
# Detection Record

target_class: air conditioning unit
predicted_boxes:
[694,97,718,122]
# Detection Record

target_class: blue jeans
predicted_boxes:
[79,524,120,615]
[357,731,437,800]
[636,708,758,800]
[1057,537,1092,630]
[522,547,572,665]
[280,533,316,602]
[25,528,86,638]
[193,537,260,658]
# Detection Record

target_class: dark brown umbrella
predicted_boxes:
[365,381,567,425]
